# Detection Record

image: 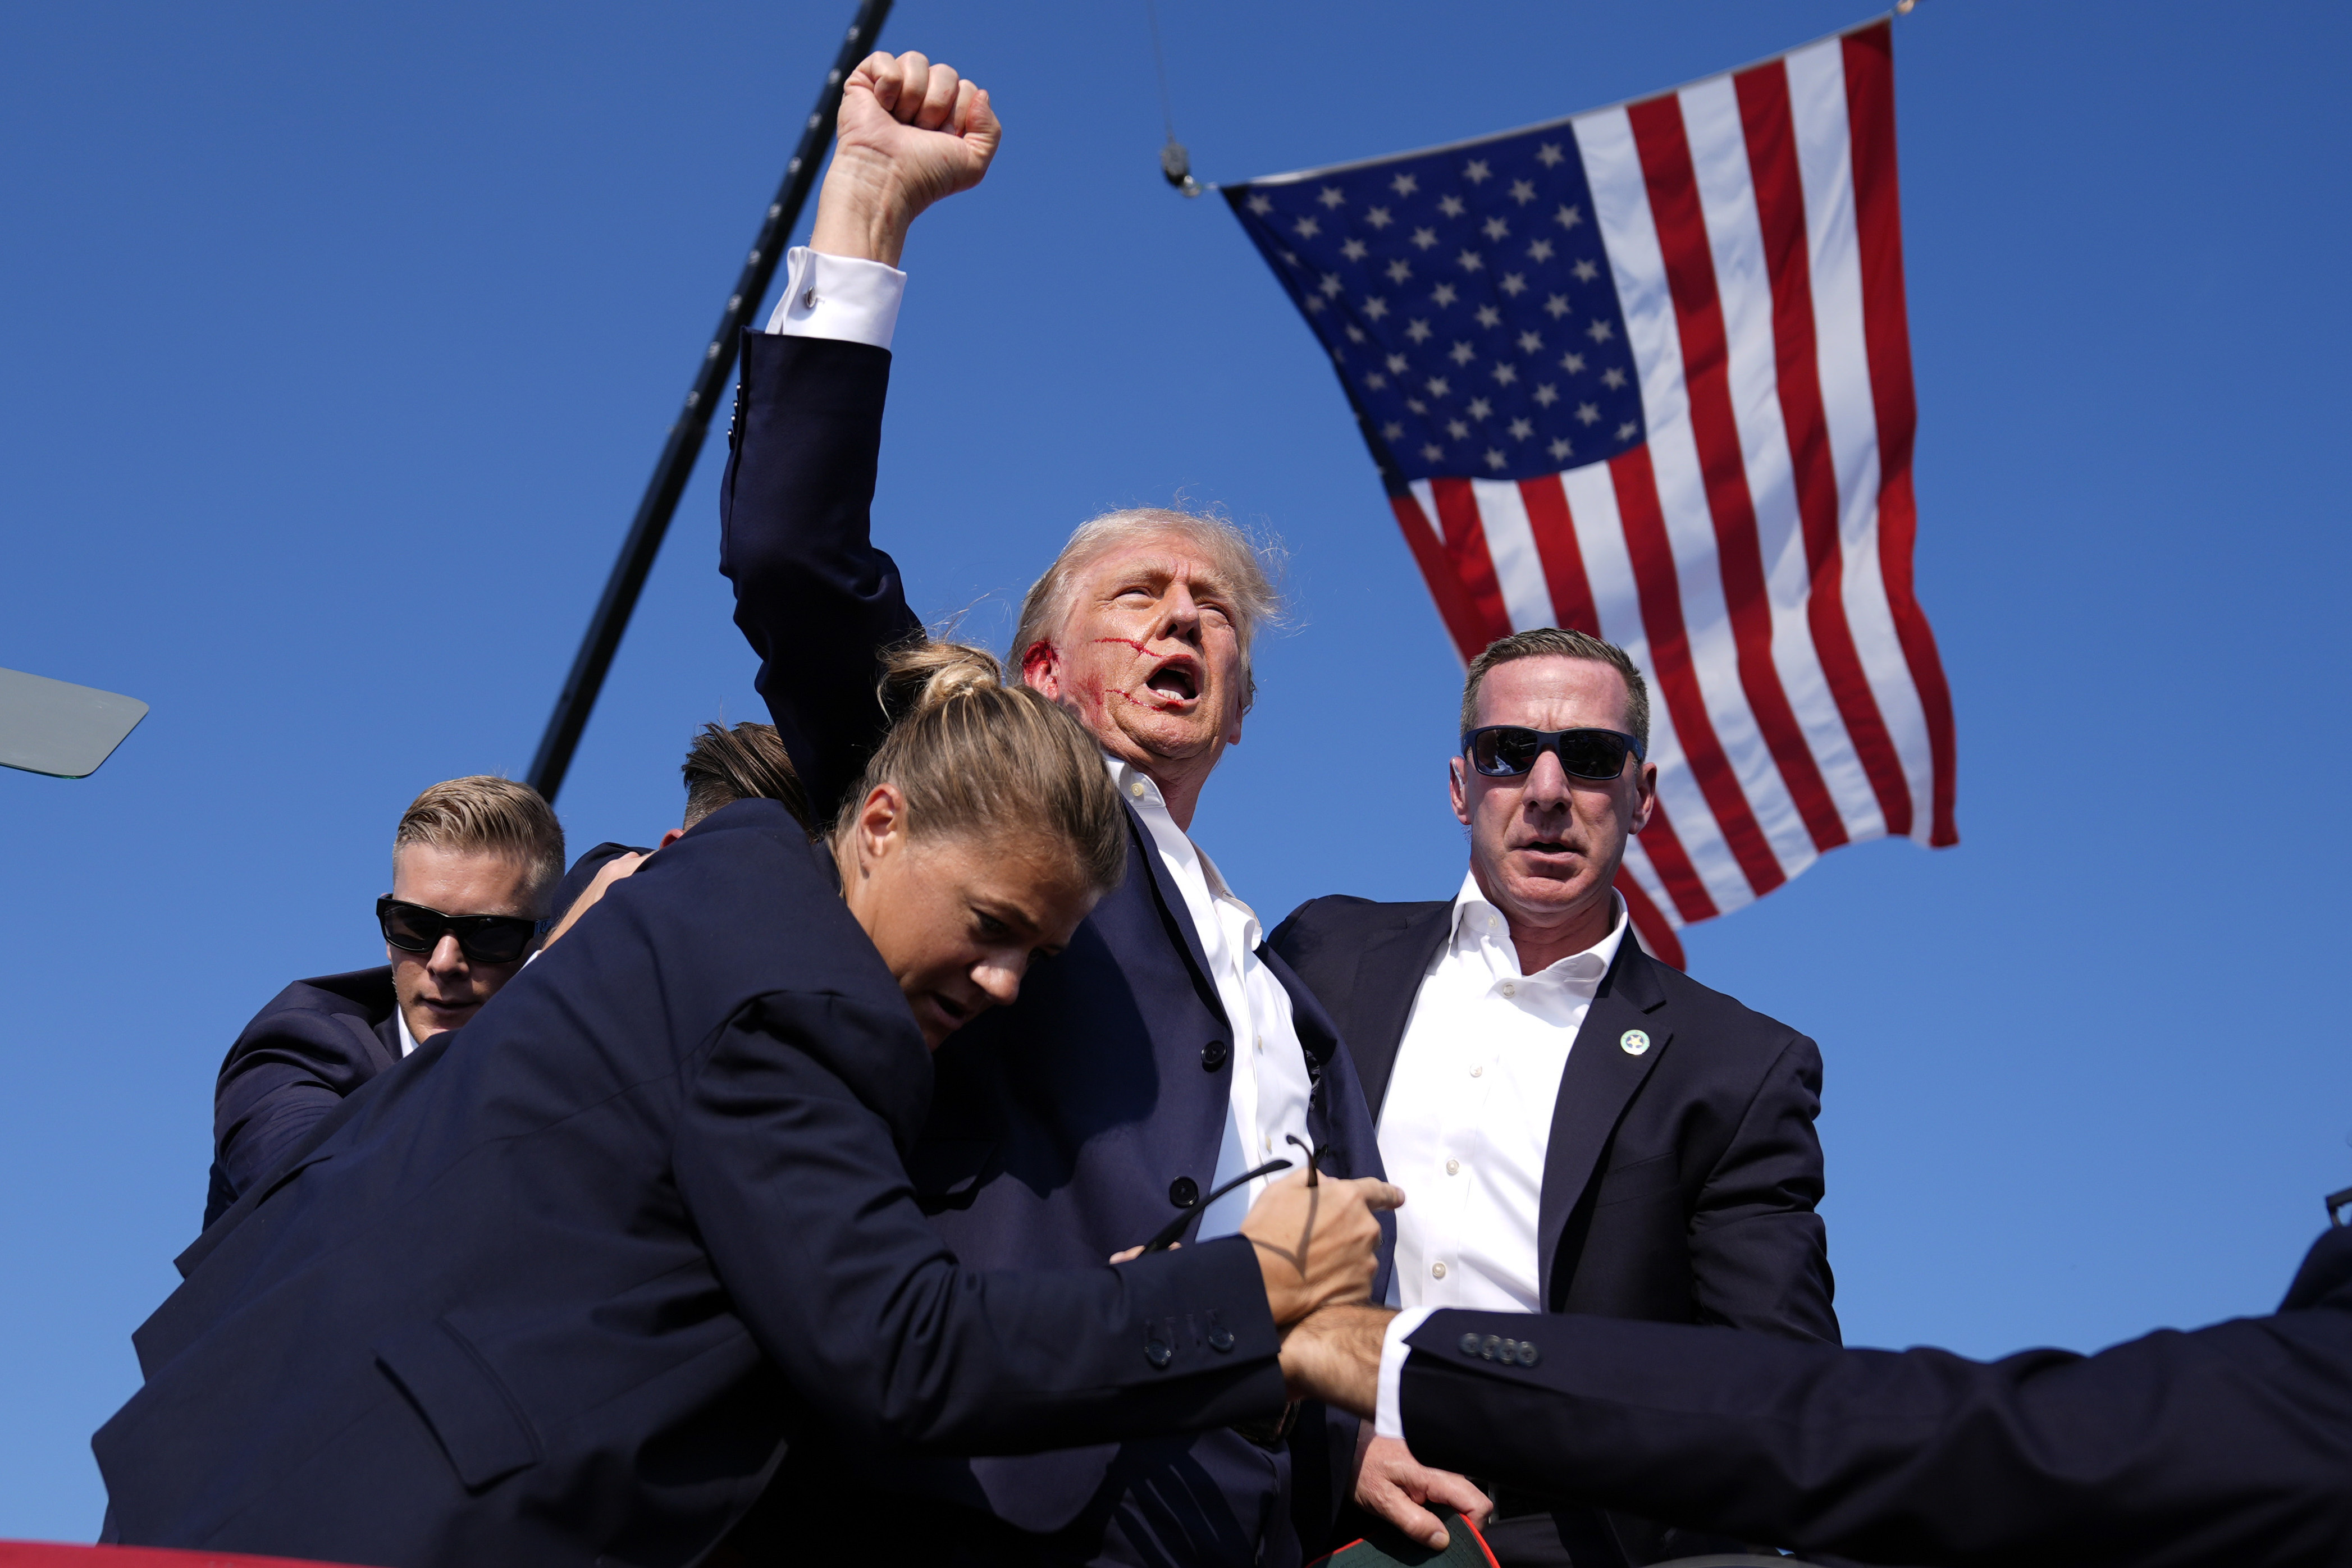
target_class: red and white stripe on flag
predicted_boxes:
[1381,23,1955,966]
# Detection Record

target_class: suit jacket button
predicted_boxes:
[1208,1326,1235,1352]
[1458,1332,1482,1356]
[1202,1040,1230,1072]
[1168,1176,1199,1209]
[1145,1338,1173,1369]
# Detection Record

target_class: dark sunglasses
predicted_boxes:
[1462,725,1647,781]
[376,897,538,966]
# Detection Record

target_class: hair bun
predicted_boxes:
[877,639,1004,720]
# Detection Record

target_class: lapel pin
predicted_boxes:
[1620,1028,1651,1057]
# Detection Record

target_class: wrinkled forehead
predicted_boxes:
[1071,533,1242,601]
[1473,655,1631,731]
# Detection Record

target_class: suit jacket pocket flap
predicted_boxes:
[376,1317,542,1491]
[1593,1150,1684,1208]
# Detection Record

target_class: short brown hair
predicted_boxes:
[837,639,1128,896]
[393,776,566,908]
[1460,628,1650,751]
[1012,506,1284,714]
[682,721,809,831]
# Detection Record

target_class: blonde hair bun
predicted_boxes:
[842,638,1128,897]
[879,641,1004,718]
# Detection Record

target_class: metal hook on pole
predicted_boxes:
[1145,0,1208,196]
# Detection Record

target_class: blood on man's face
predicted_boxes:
[1020,535,1248,776]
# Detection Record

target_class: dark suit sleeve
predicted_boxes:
[212,1014,386,1207]
[1688,1032,1839,1344]
[674,991,1288,1456]
[1403,1251,2352,1568]
[719,330,925,820]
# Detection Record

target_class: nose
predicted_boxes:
[1158,579,1203,643]
[426,933,469,978]
[971,949,1029,1007]
[1522,747,1574,809]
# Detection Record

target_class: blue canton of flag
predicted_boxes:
[1227,133,1644,482]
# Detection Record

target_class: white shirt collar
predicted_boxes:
[1103,754,1245,908]
[1447,867,1629,984]
[395,1002,419,1058]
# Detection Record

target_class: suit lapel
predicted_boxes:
[1535,942,1671,1299]
[1350,905,1457,1116]
[1127,803,1226,1027]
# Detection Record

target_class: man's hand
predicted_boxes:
[1354,1430,1494,1552]
[1240,1172,1402,1325]
[1278,1302,1390,1415]
[540,852,647,949]
[809,51,1001,267]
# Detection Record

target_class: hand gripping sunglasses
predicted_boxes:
[1461,725,1647,781]
[376,897,538,966]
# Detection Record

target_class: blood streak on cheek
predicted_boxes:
[1093,637,1155,656]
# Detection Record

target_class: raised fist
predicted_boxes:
[810,51,1001,267]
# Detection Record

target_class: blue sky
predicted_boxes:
[4,0,2349,1540]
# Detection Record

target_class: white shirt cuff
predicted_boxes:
[1374,1306,1436,1440]
[764,247,905,350]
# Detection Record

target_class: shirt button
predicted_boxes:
[1446,1159,1460,1176]
[1470,1064,1483,1078]
[1431,1262,1447,1279]
[1129,780,1147,799]
[1500,982,1517,998]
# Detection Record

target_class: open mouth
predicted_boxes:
[1144,658,1200,705]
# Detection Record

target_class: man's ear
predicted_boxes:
[1629,761,1659,835]
[657,828,687,850]
[1449,756,1472,828]
[1020,639,1062,699]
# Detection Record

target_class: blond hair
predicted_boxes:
[835,640,1128,895]
[1011,506,1284,713]
[1460,627,1651,750]
[392,776,566,909]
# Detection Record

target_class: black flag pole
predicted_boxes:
[526,0,894,802]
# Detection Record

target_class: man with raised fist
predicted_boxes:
[719,49,1455,1568]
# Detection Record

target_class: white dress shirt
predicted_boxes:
[761,264,1316,1237]
[1381,872,1628,1313]
[1108,758,1316,1238]
[765,246,905,350]
[395,1004,419,1058]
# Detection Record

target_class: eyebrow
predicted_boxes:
[1107,557,1237,602]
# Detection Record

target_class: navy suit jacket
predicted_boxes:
[205,844,651,1230]
[95,801,1290,1568]
[1404,1226,2352,1568]
[205,966,404,1228]
[1269,896,1834,1340]
[1270,896,1835,1564]
[720,330,1391,1561]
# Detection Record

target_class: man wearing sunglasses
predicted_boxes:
[203,775,564,1228]
[1269,627,1836,1567]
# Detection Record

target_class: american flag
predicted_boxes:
[1226,19,1956,966]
